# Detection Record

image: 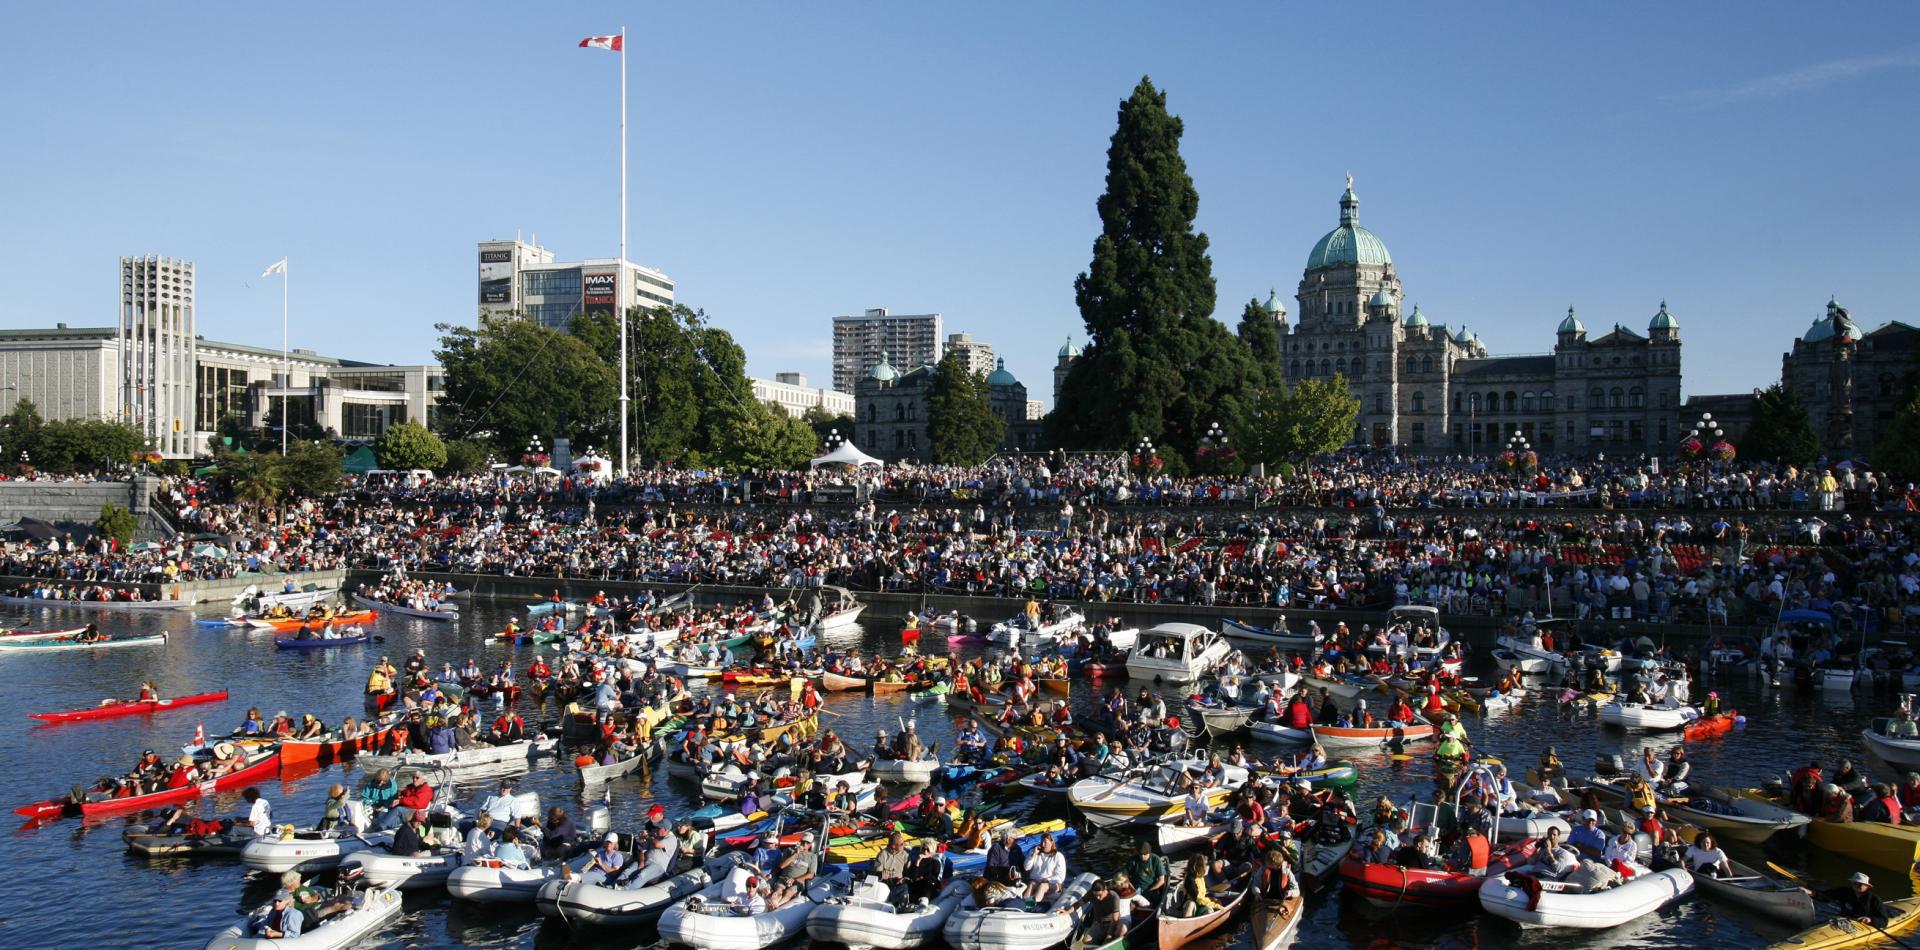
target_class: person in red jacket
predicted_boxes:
[395,772,434,814]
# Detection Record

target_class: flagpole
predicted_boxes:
[617,24,630,477]
[281,258,289,455]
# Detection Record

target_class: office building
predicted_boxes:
[119,256,198,457]
[750,372,854,419]
[832,308,943,394]
[477,239,674,329]
[945,331,995,378]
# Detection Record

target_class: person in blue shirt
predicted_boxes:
[1567,809,1608,857]
[427,721,457,755]
[249,891,303,939]
[481,780,520,824]
[593,678,620,712]
[749,832,783,876]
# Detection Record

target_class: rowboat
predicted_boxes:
[280,722,401,767]
[1067,760,1248,828]
[1158,870,1249,946]
[1250,875,1304,950]
[359,736,556,773]
[0,594,188,612]
[1155,814,1232,852]
[1297,674,1369,702]
[247,609,378,631]
[274,634,371,649]
[821,671,870,692]
[1181,701,1259,736]
[14,748,281,820]
[1038,678,1071,696]
[1765,896,1920,949]
[29,690,228,723]
[1663,785,1809,844]
[1478,863,1692,928]
[125,825,256,857]
[1310,717,1436,750]
[1689,855,1815,927]
[1220,618,1321,651]
[351,592,457,621]
[0,633,167,652]
[1596,701,1698,731]
[580,740,661,785]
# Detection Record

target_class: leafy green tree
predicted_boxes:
[1243,375,1361,466]
[280,440,344,497]
[440,439,491,476]
[434,318,617,457]
[1874,392,1920,482]
[803,407,857,446]
[373,420,447,471]
[927,352,1006,464]
[711,400,820,470]
[1049,77,1260,457]
[1738,384,1818,465]
[31,419,146,473]
[96,503,138,548]
[1,397,45,463]
[573,305,773,466]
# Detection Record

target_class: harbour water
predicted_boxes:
[0,600,1903,949]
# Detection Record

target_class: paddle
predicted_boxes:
[1831,915,1920,950]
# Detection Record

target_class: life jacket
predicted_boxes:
[1464,833,1490,871]
[1882,795,1904,825]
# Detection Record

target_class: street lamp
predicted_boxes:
[1199,421,1233,473]
[825,428,845,451]
[1681,410,1729,462]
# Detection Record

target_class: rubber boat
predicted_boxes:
[338,846,464,889]
[360,735,556,772]
[658,866,882,949]
[1159,869,1249,945]
[1764,896,1920,949]
[1478,863,1692,928]
[15,748,280,820]
[242,827,396,874]
[350,592,457,620]
[125,825,257,857]
[944,872,1096,950]
[1688,855,1814,927]
[0,632,166,652]
[1220,618,1320,651]
[203,881,404,950]
[1597,700,1698,731]
[1250,874,1304,950]
[1453,771,1570,842]
[806,875,971,949]
[1662,785,1809,844]
[1683,710,1740,741]
[1310,716,1436,750]
[1338,839,1536,906]
[537,853,734,927]
[274,633,372,649]
[30,690,227,723]
[249,609,377,631]
[1862,719,1920,769]
[870,753,942,783]
[1742,788,1920,870]
[1248,720,1314,744]
[449,849,598,903]
[1067,759,1249,828]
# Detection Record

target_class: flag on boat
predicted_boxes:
[579,34,621,51]
[194,722,205,747]
[261,258,286,277]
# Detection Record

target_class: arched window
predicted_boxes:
[1589,387,1604,408]
[1521,391,1536,412]
[1504,391,1518,413]
[1288,360,1300,378]
[1609,387,1624,409]
[1487,391,1500,413]
[1336,357,1347,376]
[1421,356,1434,374]
[1349,360,1363,379]
[1629,387,1645,408]
[1405,357,1418,375]
[1411,392,1426,413]
[1321,359,1332,376]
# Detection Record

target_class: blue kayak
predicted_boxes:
[274,635,370,649]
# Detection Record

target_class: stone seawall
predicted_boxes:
[0,476,172,539]
[3,567,348,606]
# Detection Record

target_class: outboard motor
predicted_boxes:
[1594,753,1626,777]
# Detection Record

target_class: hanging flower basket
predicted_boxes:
[1679,436,1705,459]
[1709,440,1736,462]
[521,451,551,468]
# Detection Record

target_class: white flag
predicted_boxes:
[261,258,287,277]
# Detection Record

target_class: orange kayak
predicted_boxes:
[1684,710,1739,742]
[280,722,402,766]
[249,610,377,631]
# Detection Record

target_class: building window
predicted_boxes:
[1486,391,1499,413]
[1658,420,1668,442]
[1374,394,1386,414]
[865,404,875,423]
[1590,387,1604,408]
[1321,359,1331,376]
[1629,387,1645,408]
[1504,391,1518,413]
[1610,387,1624,409]
[895,405,905,422]
[1567,421,1575,439]
[1453,393,1462,412]
[1411,421,1426,445]
[1411,392,1425,413]
[1567,395,1578,411]
[1468,393,1481,413]
[1288,361,1300,377]
[1336,357,1347,376]
[1421,356,1434,374]
[1521,391,1536,412]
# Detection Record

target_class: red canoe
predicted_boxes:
[279,722,402,767]
[28,690,229,724]
[14,749,281,820]
[1684,709,1739,742]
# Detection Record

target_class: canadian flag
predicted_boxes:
[579,35,621,51]
[194,722,205,747]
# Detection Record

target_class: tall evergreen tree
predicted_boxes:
[927,352,1006,464]
[1738,384,1818,465]
[1049,77,1260,456]
[1235,297,1282,393]
[1874,392,1920,482]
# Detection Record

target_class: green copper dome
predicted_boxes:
[986,357,1018,387]
[1649,300,1678,331]
[1402,303,1428,328]
[1803,315,1835,343]
[1558,306,1585,334]
[1262,289,1285,316]
[1369,288,1395,311]
[867,351,898,382]
[1452,324,1475,344]
[1306,184,1392,270]
[1057,336,1080,359]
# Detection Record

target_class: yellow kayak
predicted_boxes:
[1741,789,1920,871]
[1443,690,1481,714]
[826,817,1063,864]
[1767,897,1920,949]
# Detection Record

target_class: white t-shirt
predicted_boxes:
[1684,844,1727,872]
[249,798,273,835]
[1024,848,1066,885]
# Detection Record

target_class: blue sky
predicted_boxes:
[1,5,1915,404]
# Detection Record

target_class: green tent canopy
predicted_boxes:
[343,446,378,475]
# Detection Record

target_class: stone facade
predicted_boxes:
[854,354,1040,462]
[1780,299,1919,457]
[1274,182,1683,455]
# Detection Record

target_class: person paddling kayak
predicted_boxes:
[1802,871,1891,928]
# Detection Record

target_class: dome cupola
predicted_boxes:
[1558,306,1585,335]
[1649,300,1678,331]
[867,351,898,382]
[1305,175,1392,270]
[1402,303,1429,328]
[986,357,1018,387]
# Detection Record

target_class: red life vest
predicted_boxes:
[1465,833,1490,870]
[1882,795,1904,825]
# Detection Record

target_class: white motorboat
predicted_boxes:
[1492,647,1554,675]
[1819,667,1860,692]
[338,846,463,889]
[1154,816,1232,852]
[987,609,1086,649]
[943,872,1096,950]
[1478,864,1692,928]
[1125,623,1232,683]
[1597,701,1697,731]
[1864,718,1920,769]
[538,854,732,928]
[806,876,971,949]
[205,882,405,950]
[1375,605,1454,661]
[233,585,340,614]
[361,736,557,772]
[1067,759,1248,828]
[241,828,394,874]
[810,586,867,632]
[658,866,882,949]
[1248,719,1313,745]
[1494,634,1565,671]
[870,754,942,784]
[351,591,458,621]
